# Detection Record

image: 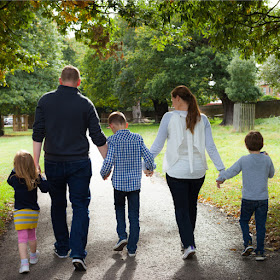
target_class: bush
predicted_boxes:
[259,95,280,101]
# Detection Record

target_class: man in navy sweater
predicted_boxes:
[32,65,107,271]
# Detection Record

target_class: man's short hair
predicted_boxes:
[245,131,264,151]
[108,111,127,125]
[61,65,80,83]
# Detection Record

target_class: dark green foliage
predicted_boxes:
[226,56,262,103]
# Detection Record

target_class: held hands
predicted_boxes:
[216,180,224,189]
[103,171,111,180]
[35,164,41,174]
[144,170,154,177]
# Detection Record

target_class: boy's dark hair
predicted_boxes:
[61,65,80,82]
[245,131,263,151]
[108,111,127,125]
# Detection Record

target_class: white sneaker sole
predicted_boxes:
[182,250,195,260]
[30,250,39,264]
[127,252,136,257]
[19,266,30,274]
[256,256,266,261]
[72,259,87,271]
[54,249,68,258]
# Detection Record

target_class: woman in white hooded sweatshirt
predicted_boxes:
[148,85,225,260]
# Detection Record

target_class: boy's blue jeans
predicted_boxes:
[114,189,140,253]
[45,159,92,259]
[239,199,268,254]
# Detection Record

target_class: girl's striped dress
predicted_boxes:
[13,209,40,230]
[7,170,50,231]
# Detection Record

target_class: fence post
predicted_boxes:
[233,103,255,132]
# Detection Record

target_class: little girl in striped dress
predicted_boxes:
[7,150,50,274]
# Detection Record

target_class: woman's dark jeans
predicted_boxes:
[166,174,205,248]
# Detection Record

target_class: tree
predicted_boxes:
[81,49,122,112]
[259,54,280,94]
[88,17,233,123]
[119,0,280,61]
[226,56,262,103]
[226,56,262,132]
[2,0,280,86]
[0,1,46,85]
[129,27,233,123]
[0,12,65,133]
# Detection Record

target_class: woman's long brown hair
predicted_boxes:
[171,85,201,134]
[13,150,39,191]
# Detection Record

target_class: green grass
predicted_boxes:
[1,119,280,247]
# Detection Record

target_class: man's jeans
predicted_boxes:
[114,189,140,253]
[45,158,92,259]
[166,174,205,248]
[239,199,268,254]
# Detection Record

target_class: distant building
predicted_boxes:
[259,84,280,98]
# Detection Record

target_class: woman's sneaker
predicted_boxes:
[182,245,196,260]
[30,250,39,264]
[19,264,30,274]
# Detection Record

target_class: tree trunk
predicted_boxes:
[28,113,35,129]
[220,93,234,126]
[152,99,169,123]
[0,113,4,136]
[132,100,142,123]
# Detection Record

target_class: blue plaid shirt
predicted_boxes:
[100,129,156,192]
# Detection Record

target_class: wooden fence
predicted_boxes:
[233,103,255,132]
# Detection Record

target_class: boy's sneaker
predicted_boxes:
[72,258,87,271]
[30,250,39,264]
[113,239,128,251]
[241,244,254,256]
[54,248,68,258]
[255,252,266,261]
[127,250,136,257]
[19,264,30,274]
[182,245,196,260]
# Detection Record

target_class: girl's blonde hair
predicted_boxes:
[13,150,39,191]
[171,85,201,134]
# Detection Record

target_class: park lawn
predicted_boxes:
[0,118,279,249]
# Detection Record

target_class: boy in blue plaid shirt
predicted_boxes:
[100,111,155,257]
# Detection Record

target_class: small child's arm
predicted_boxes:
[7,170,16,188]
[38,174,51,193]
[100,144,115,180]
[216,159,242,188]
[268,157,275,178]
[141,139,156,177]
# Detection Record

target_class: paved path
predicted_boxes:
[0,145,279,279]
